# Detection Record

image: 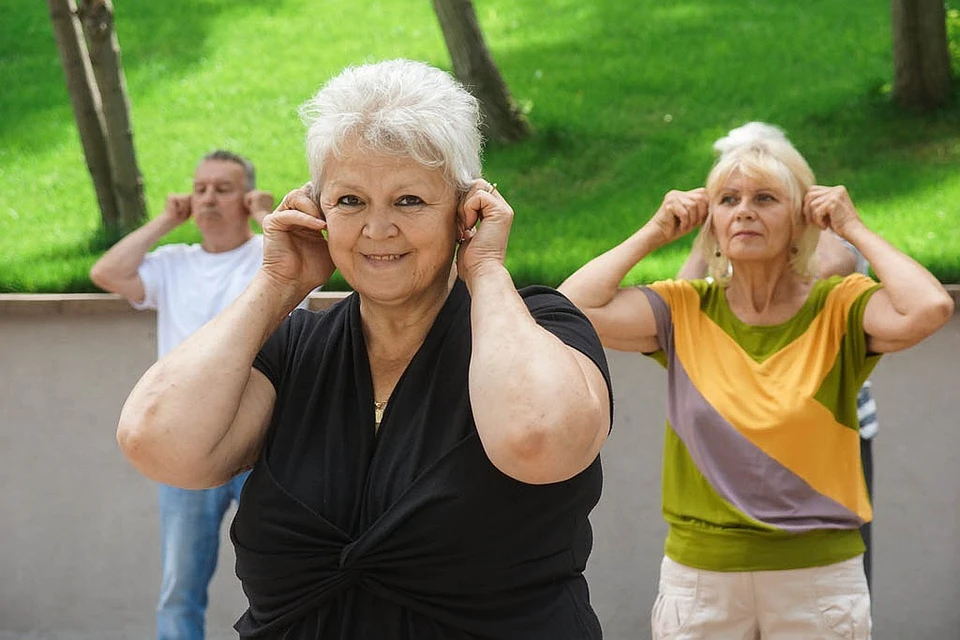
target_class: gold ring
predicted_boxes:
[488,182,498,194]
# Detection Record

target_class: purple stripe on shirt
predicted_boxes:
[641,286,863,532]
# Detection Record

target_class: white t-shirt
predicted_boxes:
[134,235,265,358]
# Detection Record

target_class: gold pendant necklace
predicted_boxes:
[374,400,387,425]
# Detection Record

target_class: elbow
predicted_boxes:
[89,261,116,293]
[89,262,107,290]
[117,414,159,478]
[116,407,209,489]
[931,290,955,328]
[485,405,607,486]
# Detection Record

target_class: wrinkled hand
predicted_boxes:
[456,179,513,286]
[648,188,709,245]
[260,183,335,296]
[162,194,192,227]
[244,190,275,226]
[803,185,865,240]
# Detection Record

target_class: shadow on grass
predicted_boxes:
[474,0,960,284]
[3,0,958,291]
[0,0,290,151]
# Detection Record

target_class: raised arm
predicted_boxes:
[117,186,335,488]
[804,185,954,354]
[560,188,709,352]
[89,195,190,303]
[455,181,608,485]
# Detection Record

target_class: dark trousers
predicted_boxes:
[860,436,873,590]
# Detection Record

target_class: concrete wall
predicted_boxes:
[1,292,958,639]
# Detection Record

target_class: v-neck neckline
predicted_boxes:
[349,279,470,439]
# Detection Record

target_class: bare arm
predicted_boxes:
[676,234,708,280]
[457,181,610,485]
[560,189,709,353]
[89,197,188,303]
[816,229,859,278]
[805,186,954,354]
[117,276,291,488]
[117,187,335,488]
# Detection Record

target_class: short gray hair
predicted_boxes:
[200,149,256,191]
[299,59,483,197]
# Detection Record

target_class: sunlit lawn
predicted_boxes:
[1,0,958,292]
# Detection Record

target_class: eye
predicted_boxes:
[336,195,363,207]
[719,194,737,205]
[216,186,232,194]
[757,193,776,202]
[396,194,424,207]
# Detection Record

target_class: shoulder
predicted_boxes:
[147,242,195,260]
[642,278,713,313]
[817,274,881,309]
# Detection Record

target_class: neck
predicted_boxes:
[360,266,456,364]
[201,228,254,254]
[726,258,801,315]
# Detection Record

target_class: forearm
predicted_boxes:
[118,275,298,478]
[90,216,175,287]
[559,224,664,309]
[468,265,607,484]
[676,246,707,279]
[844,223,952,318]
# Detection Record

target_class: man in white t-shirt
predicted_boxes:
[90,150,274,640]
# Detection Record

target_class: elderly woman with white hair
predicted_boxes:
[115,59,612,638]
[560,122,953,639]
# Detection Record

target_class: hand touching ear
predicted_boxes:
[803,186,864,240]
[259,183,334,296]
[244,190,275,227]
[456,180,512,287]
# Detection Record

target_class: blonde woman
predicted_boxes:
[560,122,953,638]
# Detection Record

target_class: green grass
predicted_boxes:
[1,0,959,292]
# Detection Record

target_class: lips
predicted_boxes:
[364,253,406,262]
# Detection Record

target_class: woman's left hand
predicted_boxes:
[456,179,513,286]
[803,185,865,240]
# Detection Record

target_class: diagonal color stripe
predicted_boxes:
[650,280,873,518]
[642,287,866,531]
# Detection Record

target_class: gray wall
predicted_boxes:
[1,293,958,639]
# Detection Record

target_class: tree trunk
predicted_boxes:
[47,0,121,231]
[77,0,147,229]
[432,0,531,144]
[891,0,954,110]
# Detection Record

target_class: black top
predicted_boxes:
[231,280,613,639]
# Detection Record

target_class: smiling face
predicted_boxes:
[710,169,801,263]
[318,145,461,305]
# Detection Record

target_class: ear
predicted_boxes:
[456,190,479,237]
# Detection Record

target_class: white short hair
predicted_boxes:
[299,59,483,196]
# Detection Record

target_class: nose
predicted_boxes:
[733,200,755,219]
[362,207,398,240]
[198,186,216,204]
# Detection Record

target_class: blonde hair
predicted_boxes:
[696,122,820,282]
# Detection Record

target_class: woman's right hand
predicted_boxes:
[647,188,709,245]
[260,183,335,296]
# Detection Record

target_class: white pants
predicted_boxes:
[651,555,871,639]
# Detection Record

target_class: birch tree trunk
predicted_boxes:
[77,0,146,229]
[47,0,120,230]
[432,0,531,143]
[891,0,953,110]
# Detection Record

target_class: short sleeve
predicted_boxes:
[132,245,182,310]
[519,285,614,430]
[253,309,311,389]
[837,273,882,369]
